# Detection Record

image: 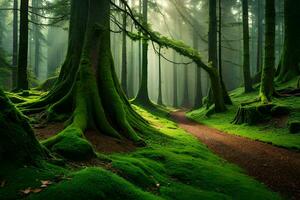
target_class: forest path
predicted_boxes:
[171,111,300,199]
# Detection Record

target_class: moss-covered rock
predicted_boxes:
[289,121,300,134]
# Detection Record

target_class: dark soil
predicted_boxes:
[33,124,136,154]
[171,111,300,200]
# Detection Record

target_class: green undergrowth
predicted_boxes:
[0,106,281,200]
[188,78,300,150]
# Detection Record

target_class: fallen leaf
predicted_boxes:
[0,180,6,187]
[32,188,42,193]
[40,184,48,188]
[20,188,32,195]
[41,180,52,185]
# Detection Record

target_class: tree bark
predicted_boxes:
[260,0,275,103]
[134,0,151,105]
[157,48,163,105]
[17,0,29,90]
[20,0,156,159]
[242,0,253,92]
[121,7,128,96]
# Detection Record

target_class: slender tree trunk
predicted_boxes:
[173,51,178,107]
[121,8,128,96]
[157,48,163,105]
[12,0,18,87]
[256,0,263,74]
[260,0,275,103]
[134,0,151,105]
[32,0,40,78]
[209,0,218,68]
[17,0,29,90]
[276,0,300,82]
[194,29,203,109]
[242,0,253,92]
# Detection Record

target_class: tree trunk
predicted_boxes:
[134,0,151,105]
[209,0,218,68]
[20,0,156,159]
[157,48,163,105]
[17,0,29,90]
[256,0,263,74]
[193,29,203,109]
[121,8,128,96]
[276,0,300,82]
[260,0,275,103]
[32,0,41,78]
[173,51,178,107]
[242,0,253,92]
[12,0,18,87]
[0,90,44,166]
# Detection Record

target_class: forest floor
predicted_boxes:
[0,105,281,200]
[171,111,300,199]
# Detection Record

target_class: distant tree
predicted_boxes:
[16,0,29,90]
[121,5,128,96]
[134,0,152,106]
[242,0,253,92]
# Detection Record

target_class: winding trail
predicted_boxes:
[171,111,300,199]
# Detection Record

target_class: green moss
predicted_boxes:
[42,127,95,161]
[188,78,300,149]
[0,105,281,200]
[26,168,161,200]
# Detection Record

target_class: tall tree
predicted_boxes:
[12,0,18,87]
[242,0,253,92]
[276,0,300,82]
[260,0,275,103]
[157,47,163,105]
[21,0,156,157]
[134,0,151,105]
[256,0,263,75]
[16,0,29,90]
[209,0,218,68]
[193,28,203,109]
[121,6,128,95]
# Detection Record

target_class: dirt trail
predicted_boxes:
[171,111,300,199]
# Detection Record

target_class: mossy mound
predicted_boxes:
[42,127,96,161]
[26,167,160,200]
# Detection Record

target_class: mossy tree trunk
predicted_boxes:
[242,0,253,93]
[21,0,155,151]
[276,0,300,83]
[17,0,29,90]
[0,90,44,166]
[260,0,275,103]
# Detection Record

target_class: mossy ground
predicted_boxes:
[0,105,281,200]
[188,78,300,150]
